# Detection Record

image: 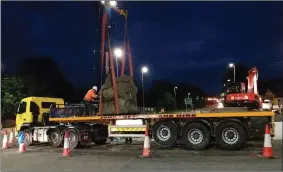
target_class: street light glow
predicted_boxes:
[227,79,230,82]
[229,63,234,68]
[109,1,117,7]
[101,1,105,4]
[141,66,148,73]
[113,48,123,58]
[174,86,177,89]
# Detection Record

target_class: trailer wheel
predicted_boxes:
[49,129,62,148]
[216,122,247,150]
[66,129,79,150]
[23,129,33,146]
[152,120,177,149]
[182,122,211,150]
[94,139,107,145]
[92,124,108,145]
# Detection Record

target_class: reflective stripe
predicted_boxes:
[109,125,146,132]
[108,134,145,138]
[144,136,150,148]
[264,134,272,147]
[63,138,70,148]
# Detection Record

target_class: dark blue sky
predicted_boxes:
[2,1,283,95]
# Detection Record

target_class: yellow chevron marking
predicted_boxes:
[110,127,146,132]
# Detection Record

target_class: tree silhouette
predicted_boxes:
[1,77,26,117]
[146,80,207,110]
[17,57,75,101]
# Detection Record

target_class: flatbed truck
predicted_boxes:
[16,97,275,151]
[13,2,277,152]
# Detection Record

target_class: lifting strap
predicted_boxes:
[107,31,120,114]
[99,10,107,115]
[99,6,132,115]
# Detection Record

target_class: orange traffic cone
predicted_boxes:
[19,142,27,153]
[262,124,274,158]
[8,129,15,146]
[2,130,9,149]
[140,127,152,158]
[18,131,27,153]
[62,131,71,157]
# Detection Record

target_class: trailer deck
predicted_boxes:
[49,111,274,122]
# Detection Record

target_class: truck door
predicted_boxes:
[30,101,40,123]
[16,101,28,131]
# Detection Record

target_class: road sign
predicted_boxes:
[184,98,192,105]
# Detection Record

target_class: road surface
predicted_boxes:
[1,140,282,172]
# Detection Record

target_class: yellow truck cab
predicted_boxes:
[16,97,64,131]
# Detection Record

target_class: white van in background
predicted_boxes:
[262,99,280,115]
[262,99,272,110]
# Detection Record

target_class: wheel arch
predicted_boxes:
[62,127,80,136]
[19,123,35,132]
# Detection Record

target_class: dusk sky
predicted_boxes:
[2,1,283,95]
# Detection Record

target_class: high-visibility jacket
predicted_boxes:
[84,89,97,101]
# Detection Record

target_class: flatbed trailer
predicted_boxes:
[20,107,275,151]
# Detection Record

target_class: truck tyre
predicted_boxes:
[182,122,211,150]
[215,122,247,150]
[23,129,33,146]
[66,129,79,149]
[152,120,177,149]
[49,129,63,148]
[94,139,107,145]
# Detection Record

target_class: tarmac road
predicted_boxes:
[1,140,282,172]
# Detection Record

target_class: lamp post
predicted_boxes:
[229,63,236,83]
[114,48,123,77]
[141,66,148,113]
[174,86,177,109]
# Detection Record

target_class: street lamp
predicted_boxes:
[114,48,123,77]
[141,66,148,113]
[174,86,177,109]
[101,1,117,7]
[109,1,117,7]
[227,79,230,82]
[229,63,236,83]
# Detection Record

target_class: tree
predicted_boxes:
[1,77,26,117]
[17,57,76,101]
[156,92,175,109]
[146,80,208,110]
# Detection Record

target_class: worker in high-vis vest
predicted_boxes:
[83,86,99,116]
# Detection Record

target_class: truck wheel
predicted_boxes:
[66,129,79,149]
[94,139,107,145]
[92,124,108,145]
[182,122,211,150]
[49,129,63,148]
[23,129,33,146]
[152,120,177,149]
[215,122,247,150]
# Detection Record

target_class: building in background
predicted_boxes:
[263,88,283,113]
